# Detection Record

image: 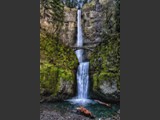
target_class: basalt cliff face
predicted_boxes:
[40,0,120,103]
[40,3,77,46]
[81,0,119,58]
[85,0,120,102]
[60,7,77,46]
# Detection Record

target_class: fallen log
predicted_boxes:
[94,100,111,108]
[76,106,95,119]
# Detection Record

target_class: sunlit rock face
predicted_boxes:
[40,3,59,34]
[60,7,77,46]
[40,1,78,47]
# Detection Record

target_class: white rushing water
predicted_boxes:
[62,0,91,8]
[77,62,89,99]
[75,9,89,100]
[66,0,92,105]
[75,10,83,63]
[77,10,83,47]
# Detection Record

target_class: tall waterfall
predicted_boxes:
[75,9,89,100]
[66,0,94,105]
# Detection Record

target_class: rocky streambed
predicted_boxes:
[40,101,120,120]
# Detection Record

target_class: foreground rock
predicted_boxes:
[40,110,120,120]
[40,103,120,120]
[40,110,92,120]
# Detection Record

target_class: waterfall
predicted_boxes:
[62,0,90,8]
[66,0,94,105]
[77,62,89,99]
[75,10,83,63]
[75,9,89,100]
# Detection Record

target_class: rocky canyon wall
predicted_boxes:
[40,1,78,102]
[40,2,77,47]
[85,0,120,102]
[40,0,120,103]
[60,7,77,46]
[81,0,119,59]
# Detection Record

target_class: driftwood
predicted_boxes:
[76,106,95,119]
[94,100,111,108]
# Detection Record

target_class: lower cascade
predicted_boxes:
[77,62,89,99]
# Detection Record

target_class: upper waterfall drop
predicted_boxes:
[77,10,83,47]
[75,9,84,63]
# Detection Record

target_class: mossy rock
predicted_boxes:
[40,62,76,101]
[90,34,120,102]
[82,0,96,10]
[40,31,78,102]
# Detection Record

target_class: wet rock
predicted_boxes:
[100,80,117,94]
[92,80,120,102]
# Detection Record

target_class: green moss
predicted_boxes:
[82,0,96,10]
[93,73,98,90]
[40,0,78,98]
[90,34,120,90]
[40,32,78,69]
[40,32,78,97]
